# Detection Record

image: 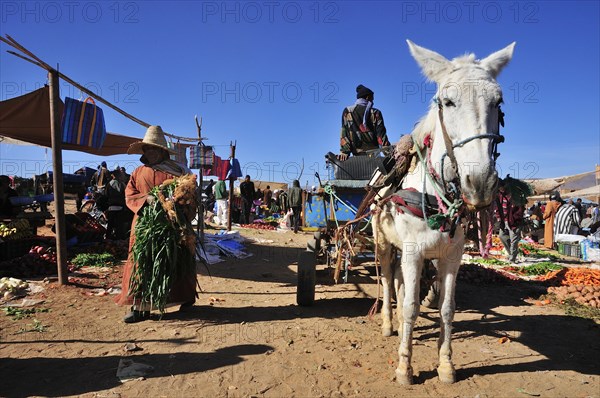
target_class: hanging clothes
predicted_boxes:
[211,155,230,180]
[226,158,243,180]
[201,145,214,167]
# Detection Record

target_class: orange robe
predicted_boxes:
[542,200,561,249]
[115,165,197,306]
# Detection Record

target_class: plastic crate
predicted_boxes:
[75,212,106,231]
[569,244,581,258]
[558,242,581,258]
[52,214,84,239]
[75,212,105,242]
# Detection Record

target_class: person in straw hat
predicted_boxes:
[114,125,198,323]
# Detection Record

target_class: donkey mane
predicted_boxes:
[411,103,437,149]
[453,53,477,65]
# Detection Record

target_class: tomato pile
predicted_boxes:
[240,223,277,231]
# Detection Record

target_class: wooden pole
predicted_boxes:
[301,190,306,229]
[48,69,68,285]
[227,141,236,231]
[195,116,204,243]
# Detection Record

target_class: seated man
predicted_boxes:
[339,84,390,161]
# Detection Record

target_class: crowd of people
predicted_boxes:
[203,174,306,233]
[83,161,133,240]
[542,193,600,249]
[494,183,599,263]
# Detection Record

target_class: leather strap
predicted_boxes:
[437,104,458,175]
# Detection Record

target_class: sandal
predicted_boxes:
[123,309,150,323]
[179,301,195,312]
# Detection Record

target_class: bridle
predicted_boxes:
[434,97,506,190]
[406,98,506,235]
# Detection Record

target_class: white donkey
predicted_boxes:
[373,40,515,385]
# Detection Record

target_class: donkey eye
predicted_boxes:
[495,98,504,108]
[443,98,455,107]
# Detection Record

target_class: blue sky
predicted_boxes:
[1,0,599,186]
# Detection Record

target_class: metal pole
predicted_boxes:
[227,141,236,231]
[48,69,68,285]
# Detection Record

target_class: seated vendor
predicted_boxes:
[0,175,18,218]
[338,84,391,161]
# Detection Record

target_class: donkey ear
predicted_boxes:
[406,40,451,83]
[480,42,516,78]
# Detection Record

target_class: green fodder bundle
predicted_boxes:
[129,174,199,313]
[503,175,534,206]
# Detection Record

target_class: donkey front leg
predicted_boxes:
[436,257,460,384]
[395,249,422,385]
[379,244,394,337]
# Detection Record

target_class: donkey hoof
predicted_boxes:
[382,327,393,337]
[437,365,456,384]
[395,368,413,385]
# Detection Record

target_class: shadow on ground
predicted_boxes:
[0,344,272,397]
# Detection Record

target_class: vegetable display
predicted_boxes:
[559,268,600,286]
[458,263,520,284]
[129,174,198,313]
[70,253,117,269]
[519,243,558,259]
[0,244,58,278]
[468,257,509,266]
[0,277,28,299]
[548,285,600,308]
[503,262,564,276]
[240,223,277,230]
[0,219,32,240]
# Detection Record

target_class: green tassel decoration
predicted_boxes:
[427,214,448,230]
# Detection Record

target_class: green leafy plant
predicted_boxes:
[519,243,559,260]
[520,262,563,276]
[71,253,117,269]
[14,318,49,334]
[468,257,509,266]
[3,307,49,320]
[31,319,47,333]
[129,176,197,314]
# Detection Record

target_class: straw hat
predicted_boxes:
[127,125,175,155]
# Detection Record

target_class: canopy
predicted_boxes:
[0,86,141,156]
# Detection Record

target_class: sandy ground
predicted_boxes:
[1,211,599,398]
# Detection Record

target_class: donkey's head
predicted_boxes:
[407,40,515,209]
